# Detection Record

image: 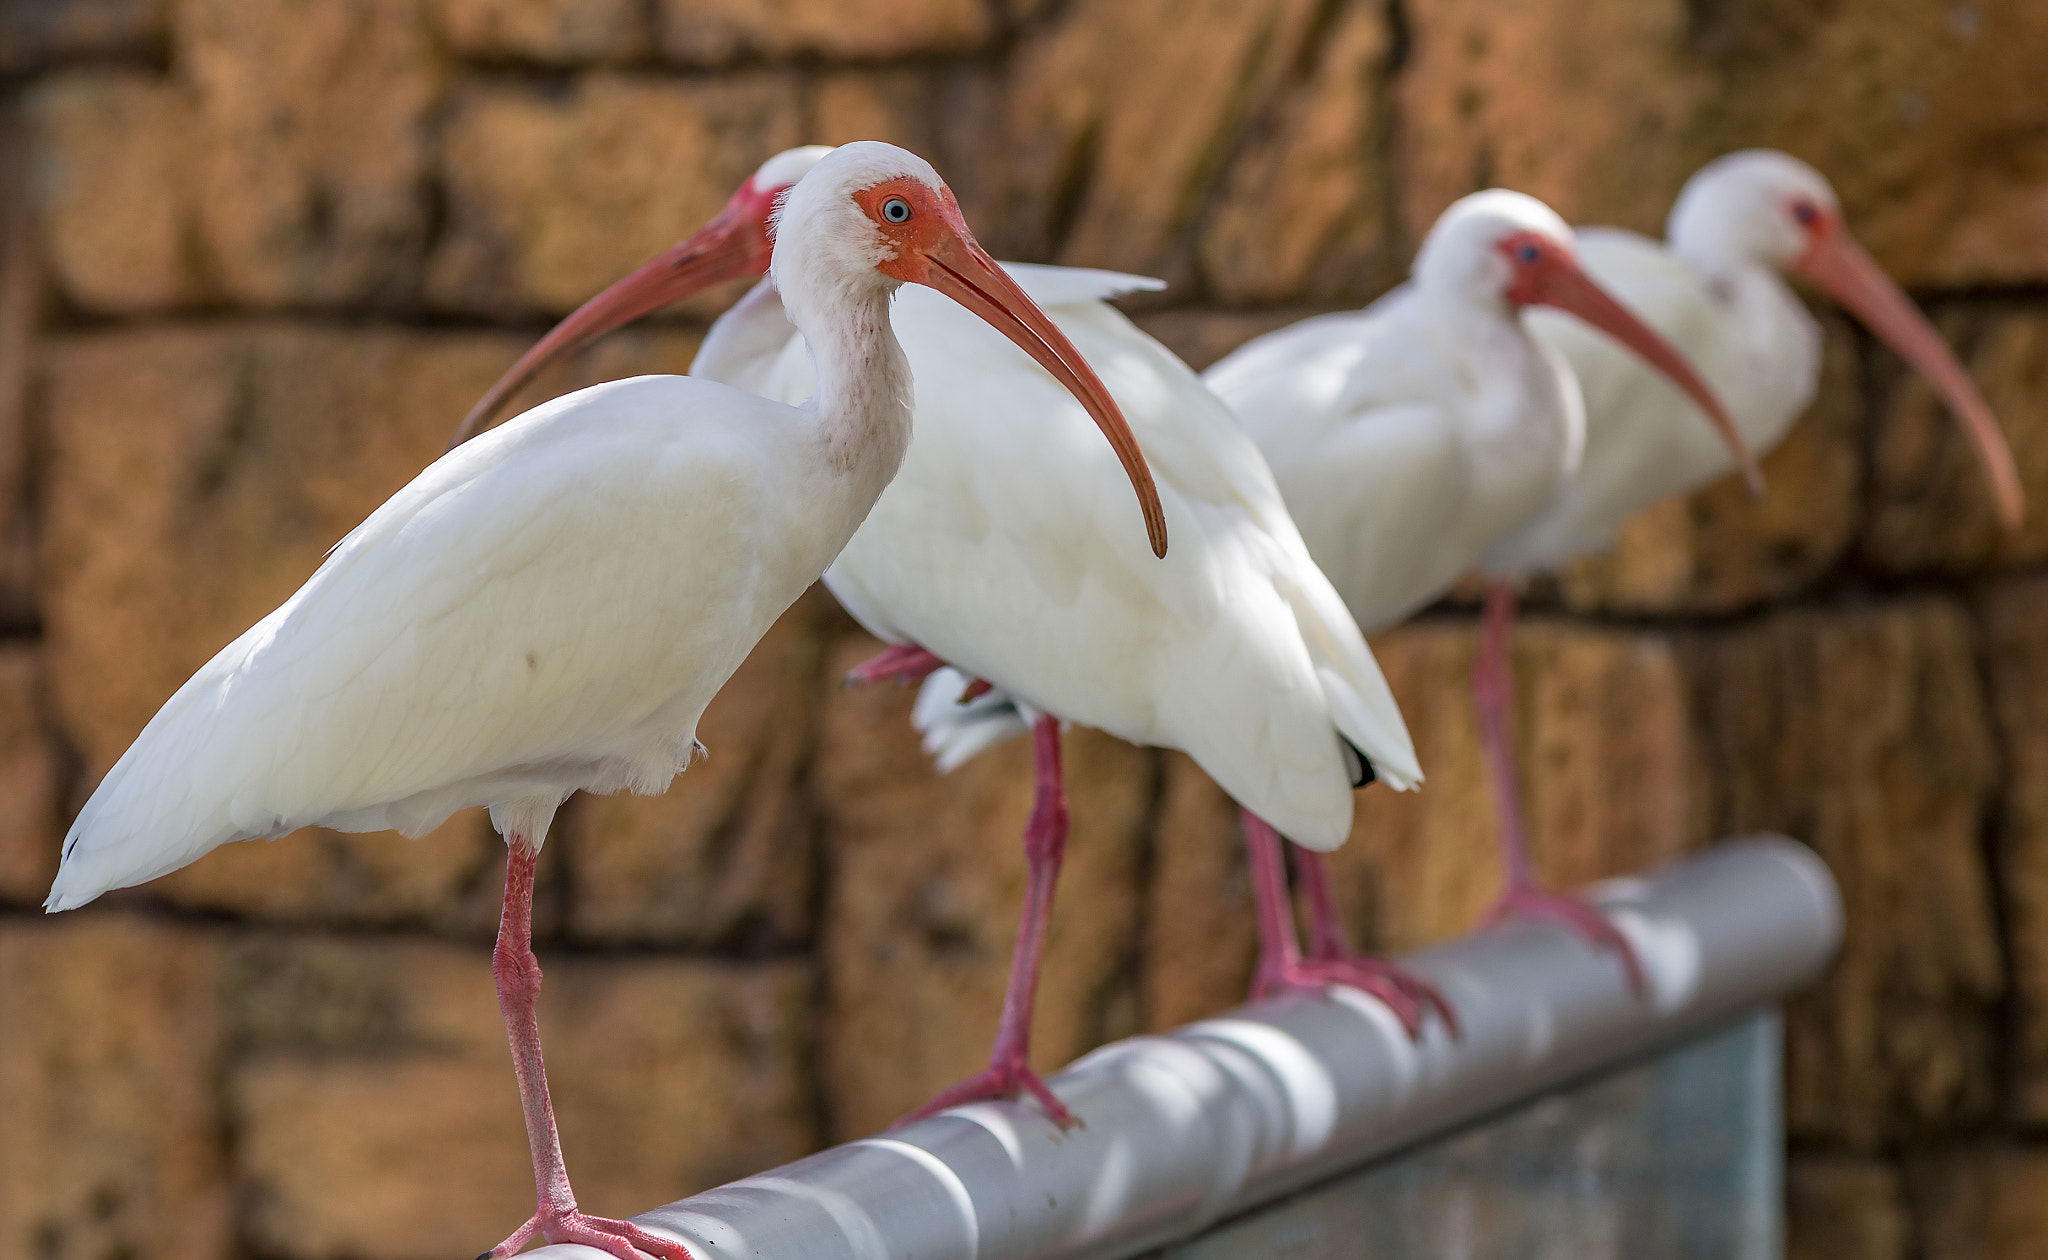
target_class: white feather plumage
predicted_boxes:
[707,263,1419,852]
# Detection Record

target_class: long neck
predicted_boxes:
[1421,287,1578,518]
[793,281,916,511]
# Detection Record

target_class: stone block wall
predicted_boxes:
[1,1,2045,1256]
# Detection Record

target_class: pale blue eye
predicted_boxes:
[1516,243,1540,264]
[882,198,912,224]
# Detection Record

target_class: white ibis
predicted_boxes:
[44,143,1166,1260]
[1461,152,2022,972]
[455,146,1432,1131]
[1206,190,1760,991]
[1494,149,2023,583]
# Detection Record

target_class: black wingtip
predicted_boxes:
[1341,736,1378,789]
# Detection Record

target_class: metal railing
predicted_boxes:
[529,837,1840,1260]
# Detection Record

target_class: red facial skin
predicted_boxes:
[451,169,1170,559]
[1499,230,1765,499]
[1785,197,2023,529]
[851,176,1168,557]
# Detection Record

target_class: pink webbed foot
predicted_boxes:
[1486,885,1647,995]
[894,1057,1078,1131]
[842,643,948,689]
[1256,952,1461,1043]
[485,1208,695,1260]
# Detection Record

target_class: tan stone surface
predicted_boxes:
[430,74,801,318]
[1863,307,2048,575]
[1001,0,1328,283]
[1787,1154,1910,1260]
[815,632,1155,1139]
[179,0,444,308]
[1559,316,1862,614]
[433,0,649,64]
[1979,576,2048,1122]
[27,72,202,313]
[0,0,165,72]
[40,323,697,918]
[564,594,824,948]
[654,0,992,64]
[1196,1,1398,304]
[1139,617,1704,1024]
[1398,0,2048,287]
[229,935,816,1260]
[1395,0,1713,248]
[808,66,1004,231]
[1141,751,1258,1032]
[1337,618,1705,951]
[1694,599,2002,1148]
[1686,0,2048,290]
[0,916,229,1260]
[1913,1145,2048,1260]
[146,809,542,933]
[0,645,61,902]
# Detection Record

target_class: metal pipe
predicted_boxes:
[534,836,1840,1260]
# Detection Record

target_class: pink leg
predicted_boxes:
[1295,845,1353,959]
[897,714,1078,1129]
[843,642,948,689]
[1244,814,1458,1041]
[1473,580,1646,995]
[485,842,695,1260]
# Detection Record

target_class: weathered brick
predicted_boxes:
[1979,575,2048,1122]
[1788,1154,1910,1260]
[1000,0,1329,282]
[653,0,992,64]
[1398,0,2048,287]
[0,916,229,1260]
[228,936,815,1260]
[146,810,545,935]
[809,65,1004,231]
[1686,0,2048,289]
[1395,0,1712,250]
[430,74,801,318]
[178,0,444,307]
[1558,315,1862,614]
[1141,751,1258,1031]
[0,646,61,903]
[1196,0,1399,304]
[563,594,824,949]
[815,632,1155,1139]
[26,72,203,313]
[1341,618,1705,949]
[39,323,698,919]
[0,0,164,73]
[433,0,649,63]
[1863,305,2048,576]
[1692,599,2002,1148]
[1911,1144,2048,1260]
[1141,616,1706,1024]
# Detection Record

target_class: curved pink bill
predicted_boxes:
[906,223,1169,559]
[1796,227,2024,530]
[1532,255,1765,499]
[447,180,778,451]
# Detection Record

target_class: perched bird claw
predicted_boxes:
[1486,885,1648,996]
[894,1057,1080,1131]
[1258,953,1461,1043]
[487,1208,696,1260]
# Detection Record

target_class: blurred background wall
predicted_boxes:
[0,0,2045,1256]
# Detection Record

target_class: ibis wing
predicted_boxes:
[752,276,1414,849]
[50,376,810,909]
